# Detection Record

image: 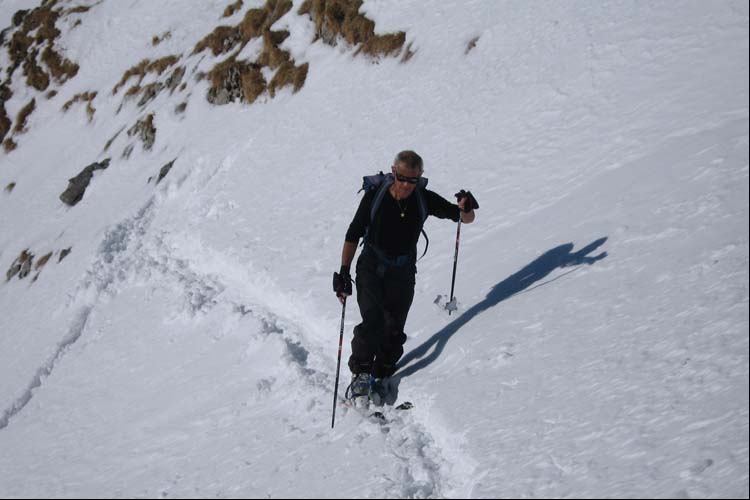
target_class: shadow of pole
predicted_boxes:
[394,237,609,382]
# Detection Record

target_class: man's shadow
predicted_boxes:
[382,237,608,405]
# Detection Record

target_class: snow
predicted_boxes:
[1,0,748,497]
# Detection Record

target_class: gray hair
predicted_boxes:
[394,150,424,173]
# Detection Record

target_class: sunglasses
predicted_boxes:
[394,171,421,184]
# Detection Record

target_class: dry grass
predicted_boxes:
[26,6,61,42]
[152,31,171,46]
[127,113,156,150]
[465,36,479,55]
[112,59,149,94]
[239,8,269,41]
[239,0,292,43]
[42,45,80,82]
[268,61,308,97]
[113,56,180,95]
[0,108,10,144]
[298,0,406,59]
[35,252,53,270]
[202,0,303,104]
[1,2,85,146]
[12,9,29,26]
[167,66,185,93]
[125,85,141,97]
[14,99,36,134]
[23,54,50,91]
[4,1,81,102]
[194,25,241,56]
[65,5,92,15]
[241,65,267,103]
[6,249,33,281]
[358,32,404,58]
[62,91,97,121]
[8,32,34,67]
[258,30,291,69]
[0,86,11,143]
[223,0,244,17]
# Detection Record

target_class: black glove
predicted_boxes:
[455,190,479,212]
[332,266,352,298]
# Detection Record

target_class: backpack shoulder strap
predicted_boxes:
[369,173,394,223]
[414,182,430,260]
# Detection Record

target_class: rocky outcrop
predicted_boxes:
[59,158,111,206]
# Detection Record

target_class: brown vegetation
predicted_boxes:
[223,0,244,18]
[298,0,406,58]
[152,31,172,46]
[194,25,242,56]
[6,249,33,281]
[0,85,11,143]
[65,5,93,15]
[112,56,181,95]
[197,0,317,104]
[4,1,80,91]
[35,252,53,270]
[4,245,71,283]
[1,1,81,152]
[127,114,156,151]
[41,44,79,83]
[166,66,186,93]
[268,61,308,97]
[14,99,36,134]
[62,91,97,121]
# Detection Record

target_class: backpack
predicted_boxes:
[359,171,430,261]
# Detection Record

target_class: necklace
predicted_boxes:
[396,197,407,218]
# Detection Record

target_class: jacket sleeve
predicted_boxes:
[345,190,375,242]
[425,189,460,222]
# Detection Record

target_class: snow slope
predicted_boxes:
[1,0,748,497]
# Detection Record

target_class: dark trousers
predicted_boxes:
[348,253,415,378]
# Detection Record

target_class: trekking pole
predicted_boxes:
[331,298,347,428]
[448,219,462,315]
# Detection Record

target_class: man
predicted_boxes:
[333,150,477,401]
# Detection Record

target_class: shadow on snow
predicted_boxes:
[390,237,609,397]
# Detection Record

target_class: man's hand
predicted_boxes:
[455,190,479,212]
[333,266,353,304]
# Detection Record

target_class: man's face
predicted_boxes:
[391,162,421,198]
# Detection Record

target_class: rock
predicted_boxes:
[59,158,111,206]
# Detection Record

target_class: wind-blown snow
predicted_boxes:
[1,0,748,498]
